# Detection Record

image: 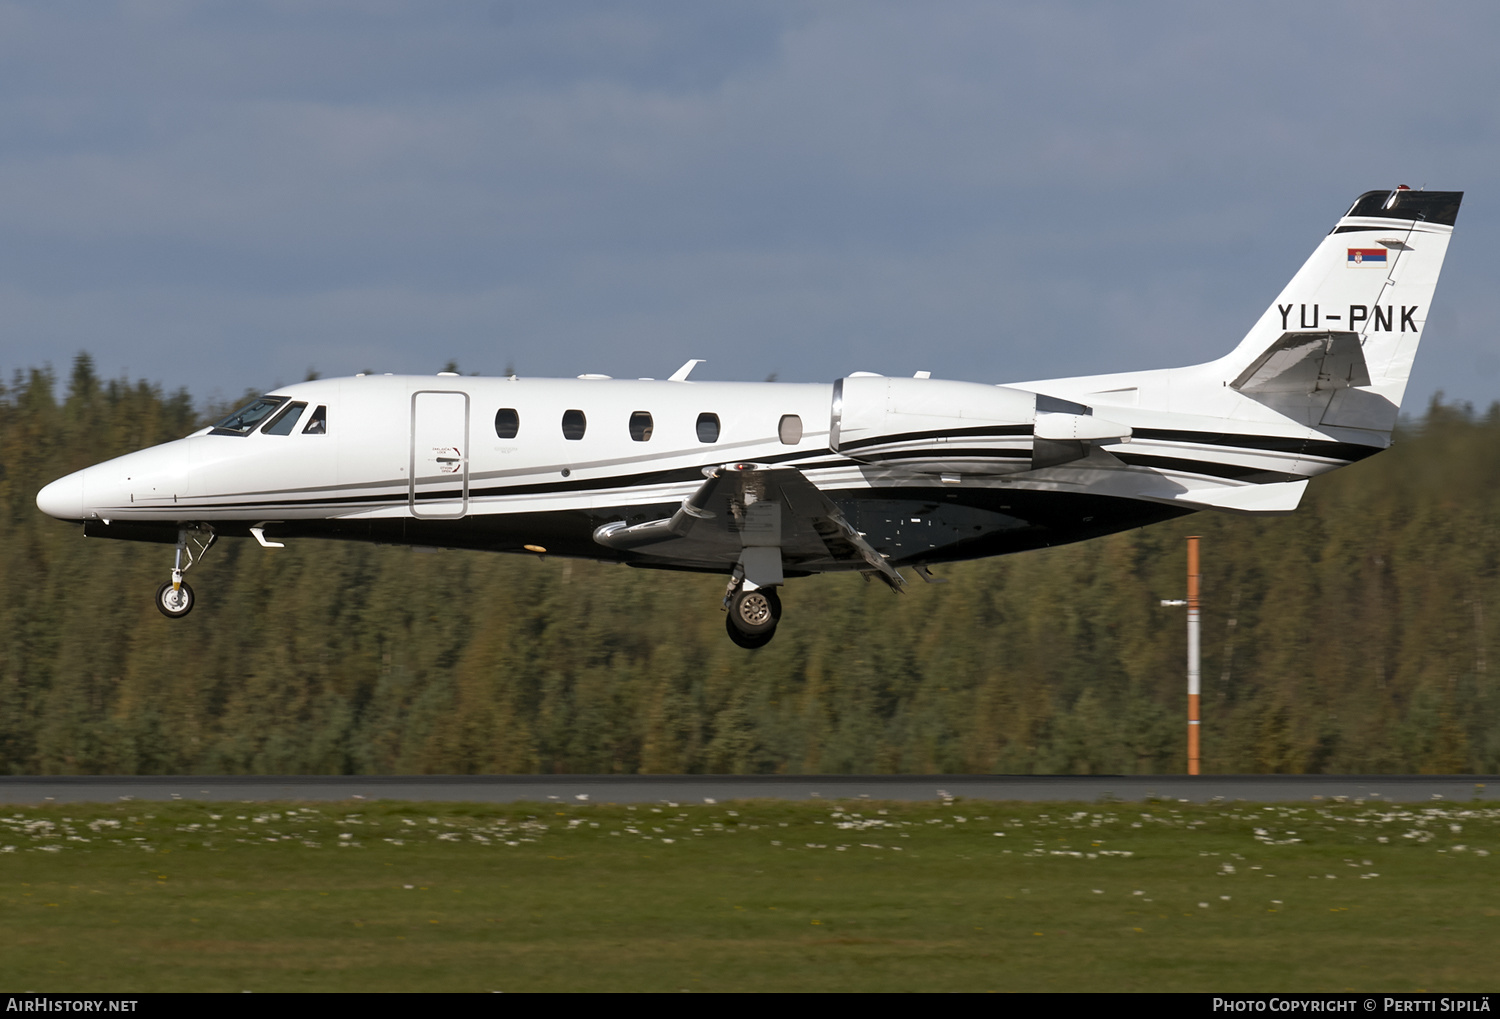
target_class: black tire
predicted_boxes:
[729,586,781,636]
[726,613,775,649]
[155,580,194,619]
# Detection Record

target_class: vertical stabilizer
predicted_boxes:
[1218,188,1461,435]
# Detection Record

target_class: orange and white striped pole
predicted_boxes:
[1186,535,1201,776]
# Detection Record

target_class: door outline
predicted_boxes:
[409,390,470,519]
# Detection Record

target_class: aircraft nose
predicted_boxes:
[36,472,85,521]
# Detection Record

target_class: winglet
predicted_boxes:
[669,359,706,382]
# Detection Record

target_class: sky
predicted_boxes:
[2,0,1497,413]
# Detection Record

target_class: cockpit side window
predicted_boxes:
[262,402,308,435]
[302,405,327,434]
[211,397,286,436]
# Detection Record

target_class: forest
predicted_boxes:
[1,354,1496,775]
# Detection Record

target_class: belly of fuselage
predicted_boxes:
[239,482,1192,574]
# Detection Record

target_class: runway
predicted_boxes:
[0,774,1495,805]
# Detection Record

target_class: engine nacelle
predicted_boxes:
[829,375,1129,475]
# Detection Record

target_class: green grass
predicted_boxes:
[2,796,1497,991]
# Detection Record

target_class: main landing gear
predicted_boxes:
[156,525,215,619]
[724,580,783,649]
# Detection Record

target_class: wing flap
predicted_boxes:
[593,464,905,589]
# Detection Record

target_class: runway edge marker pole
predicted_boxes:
[1187,535,1201,777]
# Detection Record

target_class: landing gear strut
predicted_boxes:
[724,578,782,649]
[156,525,214,619]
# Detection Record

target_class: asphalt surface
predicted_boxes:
[0,774,1495,804]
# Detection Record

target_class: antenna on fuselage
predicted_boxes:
[669,359,705,382]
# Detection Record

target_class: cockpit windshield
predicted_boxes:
[211,397,286,436]
[261,402,307,435]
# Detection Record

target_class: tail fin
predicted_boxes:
[1217,187,1462,435]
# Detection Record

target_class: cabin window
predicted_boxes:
[495,407,519,439]
[303,406,327,434]
[629,411,654,442]
[696,412,720,443]
[778,414,803,445]
[211,397,286,436]
[561,409,587,440]
[262,402,308,435]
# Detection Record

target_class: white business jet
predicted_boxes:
[36,188,1462,647]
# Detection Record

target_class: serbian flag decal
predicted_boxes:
[1347,247,1387,267]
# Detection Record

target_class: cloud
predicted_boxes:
[0,1,1495,408]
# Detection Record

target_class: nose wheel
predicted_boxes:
[156,579,195,618]
[155,525,214,620]
[724,584,782,648]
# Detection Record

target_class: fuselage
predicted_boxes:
[34,369,1373,573]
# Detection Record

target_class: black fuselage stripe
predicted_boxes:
[1130,428,1380,462]
[108,426,1381,515]
[845,424,1379,462]
[1111,453,1291,482]
[108,454,865,512]
[855,448,1030,463]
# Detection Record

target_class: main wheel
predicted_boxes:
[726,613,776,649]
[156,580,195,619]
[729,586,781,636]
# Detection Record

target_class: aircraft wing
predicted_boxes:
[592,463,906,589]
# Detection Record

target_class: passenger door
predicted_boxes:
[410,390,469,518]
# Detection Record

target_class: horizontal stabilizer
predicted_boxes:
[1231,331,1370,394]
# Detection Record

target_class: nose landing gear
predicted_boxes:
[155,525,215,619]
[156,579,194,618]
